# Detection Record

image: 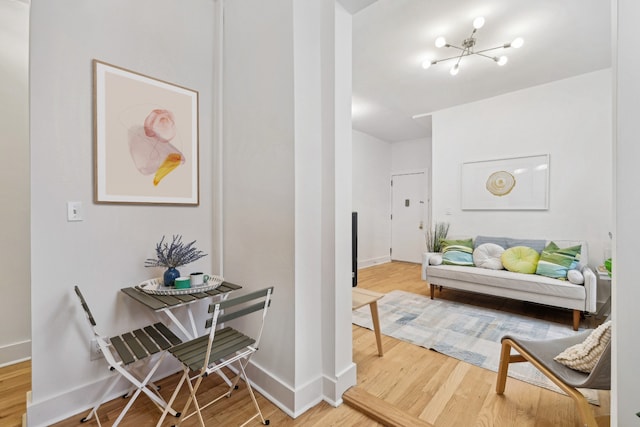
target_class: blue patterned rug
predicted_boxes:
[352,290,598,404]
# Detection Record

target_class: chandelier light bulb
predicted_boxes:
[435,36,447,48]
[473,16,485,29]
[497,56,508,66]
[450,64,459,75]
[421,60,432,69]
[511,37,524,49]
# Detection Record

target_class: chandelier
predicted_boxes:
[422,17,523,75]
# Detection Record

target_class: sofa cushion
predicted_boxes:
[474,235,508,249]
[501,246,540,274]
[473,236,546,253]
[554,321,611,373]
[473,243,505,270]
[504,238,546,253]
[425,265,587,304]
[441,239,474,266]
[536,242,582,280]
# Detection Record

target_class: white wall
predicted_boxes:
[28,1,216,424]
[391,137,431,173]
[222,0,355,416]
[0,0,30,366]
[223,0,297,410]
[432,69,612,268]
[613,1,640,424]
[352,130,392,267]
[352,131,431,268]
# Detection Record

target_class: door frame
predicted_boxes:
[389,168,431,262]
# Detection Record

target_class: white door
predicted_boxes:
[391,172,427,263]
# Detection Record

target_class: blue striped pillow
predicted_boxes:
[442,238,474,266]
[535,242,582,280]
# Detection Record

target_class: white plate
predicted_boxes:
[138,275,224,295]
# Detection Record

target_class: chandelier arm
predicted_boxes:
[454,48,467,66]
[474,52,499,61]
[474,45,510,55]
[443,44,467,52]
[433,53,472,64]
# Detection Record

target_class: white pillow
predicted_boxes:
[472,243,505,270]
[567,269,584,285]
[554,321,611,373]
[429,254,443,265]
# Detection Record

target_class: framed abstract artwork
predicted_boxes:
[461,154,549,210]
[93,60,199,205]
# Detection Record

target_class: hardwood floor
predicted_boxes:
[0,360,30,427]
[1,261,609,426]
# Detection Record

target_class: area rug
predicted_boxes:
[352,290,599,404]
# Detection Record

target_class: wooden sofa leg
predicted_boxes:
[430,284,435,299]
[572,310,580,331]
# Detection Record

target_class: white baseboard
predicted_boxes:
[357,256,391,269]
[0,340,31,368]
[26,361,182,427]
[246,359,356,417]
[26,357,356,426]
[321,361,357,406]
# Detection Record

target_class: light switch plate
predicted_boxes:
[67,201,83,222]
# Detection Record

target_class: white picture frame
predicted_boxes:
[461,154,549,210]
[94,60,200,205]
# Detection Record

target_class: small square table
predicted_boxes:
[352,288,384,357]
[121,281,242,340]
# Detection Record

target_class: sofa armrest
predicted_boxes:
[581,265,598,313]
[421,252,440,281]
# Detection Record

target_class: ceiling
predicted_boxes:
[351,0,612,142]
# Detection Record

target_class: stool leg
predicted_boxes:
[369,301,384,356]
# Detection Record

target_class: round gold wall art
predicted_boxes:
[485,171,516,196]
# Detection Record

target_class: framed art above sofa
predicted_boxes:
[461,154,549,210]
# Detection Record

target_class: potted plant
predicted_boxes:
[426,221,450,253]
[145,235,207,286]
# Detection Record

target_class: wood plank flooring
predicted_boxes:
[1,261,609,426]
[0,360,30,427]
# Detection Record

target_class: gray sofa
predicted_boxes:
[421,238,597,330]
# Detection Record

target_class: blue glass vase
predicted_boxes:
[163,267,180,286]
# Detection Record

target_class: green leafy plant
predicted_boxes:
[144,235,207,268]
[426,221,450,253]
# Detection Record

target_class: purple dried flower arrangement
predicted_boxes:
[144,235,207,268]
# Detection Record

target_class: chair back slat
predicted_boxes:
[74,285,97,327]
[218,301,271,324]
[214,287,274,312]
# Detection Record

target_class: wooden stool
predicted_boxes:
[352,288,384,356]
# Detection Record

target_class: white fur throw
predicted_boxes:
[554,321,611,373]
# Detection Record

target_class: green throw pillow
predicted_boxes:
[535,242,582,280]
[501,246,540,274]
[441,238,474,266]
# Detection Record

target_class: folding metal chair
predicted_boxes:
[156,287,274,427]
[74,286,183,426]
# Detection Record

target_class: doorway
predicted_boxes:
[390,172,427,263]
